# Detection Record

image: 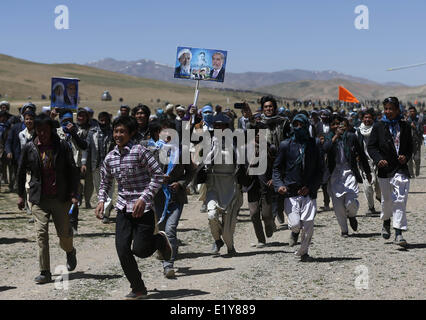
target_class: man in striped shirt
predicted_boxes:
[95,116,171,300]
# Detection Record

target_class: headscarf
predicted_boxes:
[201,105,214,128]
[381,114,403,138]
[291,113,310,144]
[290,113,310,170]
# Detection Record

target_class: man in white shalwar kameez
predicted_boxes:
[324,116,371,237]
[355,109,381,215]
[204,113,243,256]
[367,97,413,247]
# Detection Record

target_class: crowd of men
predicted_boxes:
[0,96,424,299]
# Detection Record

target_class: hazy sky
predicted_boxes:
[1,0,426,85]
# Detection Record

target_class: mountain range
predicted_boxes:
[86,58,409,91]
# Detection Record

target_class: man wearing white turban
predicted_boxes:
[174,49,192,77]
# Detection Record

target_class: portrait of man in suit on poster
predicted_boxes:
[210,52,226,82]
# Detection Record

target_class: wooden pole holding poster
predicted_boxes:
[193,80,200,107]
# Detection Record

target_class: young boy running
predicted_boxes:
[95,116,171,300]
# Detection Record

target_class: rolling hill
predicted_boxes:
[0,54,262,115]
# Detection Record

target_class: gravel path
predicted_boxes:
[1,151,425,300]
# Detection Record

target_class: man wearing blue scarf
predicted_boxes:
[273,113,323,262]
[149,120,195,279]
[368,97,413,247]
[200,105,214,130]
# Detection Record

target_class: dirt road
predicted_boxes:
[1,158,425,300]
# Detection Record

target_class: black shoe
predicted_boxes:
[382,220,391,240]
[299,253,314,262]
[85,203,92,209]
[211,239,224,255]
[289,232,300,247]
[265,223,274,238]
[349,217,358,232]
[394,235,407,248]
[125,289,148,300]
[102,217,110,224]
[157,231,172,261]
[35,271,52,284]
[66,248,77,271]
[226,247,237,256]
[341,232,349,238]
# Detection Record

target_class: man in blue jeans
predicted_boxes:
[95,116,172,300]
[148,119,195,278]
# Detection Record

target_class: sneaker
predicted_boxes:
[256,242,266,248]
[164,267,176,279]
[394,235,407,248]
[211,239,224,255]
[102,217,110,224]
[349,217,358,232]
[341,232,349,238]
[35,271,52,284]
[157,231,172,261]
[289,232,299,247]
[125,289,148,300]
[382,220,391,240]
[200,204,207,213]
[66,248,77,271]
[28,218,35,223]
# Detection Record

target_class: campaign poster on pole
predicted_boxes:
[51,77,80,110]
[174,47,227,82]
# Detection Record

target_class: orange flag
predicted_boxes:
[339,86,359,103]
